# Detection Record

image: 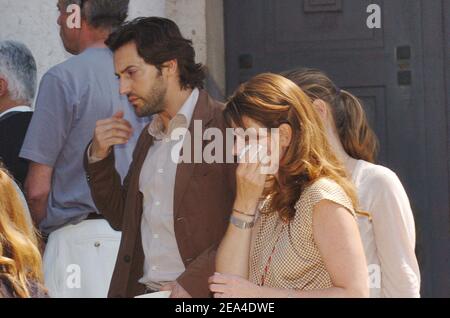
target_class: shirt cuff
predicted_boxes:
[87,144,110,164]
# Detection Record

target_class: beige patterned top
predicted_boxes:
[249,178,356,290]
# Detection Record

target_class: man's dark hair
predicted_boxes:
[106,17,206,90]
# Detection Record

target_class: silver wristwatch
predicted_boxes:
[230,215,255,229]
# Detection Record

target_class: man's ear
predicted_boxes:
[162,59,178,76]
[312,99,329,122]
[279,123,293,148]
[0,78,8,98]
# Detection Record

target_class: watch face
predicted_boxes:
[231,215,254,229]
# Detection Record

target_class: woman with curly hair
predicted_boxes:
[209,73,368,298]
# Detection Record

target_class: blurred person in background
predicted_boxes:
[0,40,36,187]
[0,168,48,298]
[20,0,148,298]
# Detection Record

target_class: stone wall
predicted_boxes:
[0,0,226,100]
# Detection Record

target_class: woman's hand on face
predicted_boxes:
[209,273,263,298]
[234,146,268,214]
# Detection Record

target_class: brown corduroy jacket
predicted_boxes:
[84,90,236,298]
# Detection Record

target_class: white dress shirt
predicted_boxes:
[138,89,199,290]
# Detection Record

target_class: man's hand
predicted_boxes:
[90,111,133,160]
[160,282,192,298]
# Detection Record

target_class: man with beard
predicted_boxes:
[84,17,236,298]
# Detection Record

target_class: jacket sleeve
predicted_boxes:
[83,145,130,231]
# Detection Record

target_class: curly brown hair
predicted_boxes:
[225,73,358,221]
[106,17,206,90]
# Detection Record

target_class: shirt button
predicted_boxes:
[152,266,158,271]
[158,168,164,174]
[155,201,161,206]
[164,138,170,143]
[94,241,101,248]
[153,234,159,239]
[124,255,131,263]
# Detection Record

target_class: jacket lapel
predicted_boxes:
[173,90,214,218]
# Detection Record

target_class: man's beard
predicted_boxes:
[135,76,167,118]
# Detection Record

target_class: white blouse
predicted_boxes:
[352,160,421,298]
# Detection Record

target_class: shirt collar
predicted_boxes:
[0,105,33,119]
[148,88,200,140]
[177,88,199,126]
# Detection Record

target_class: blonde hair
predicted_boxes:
[225,73,358,221]
[0,168,44,298]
